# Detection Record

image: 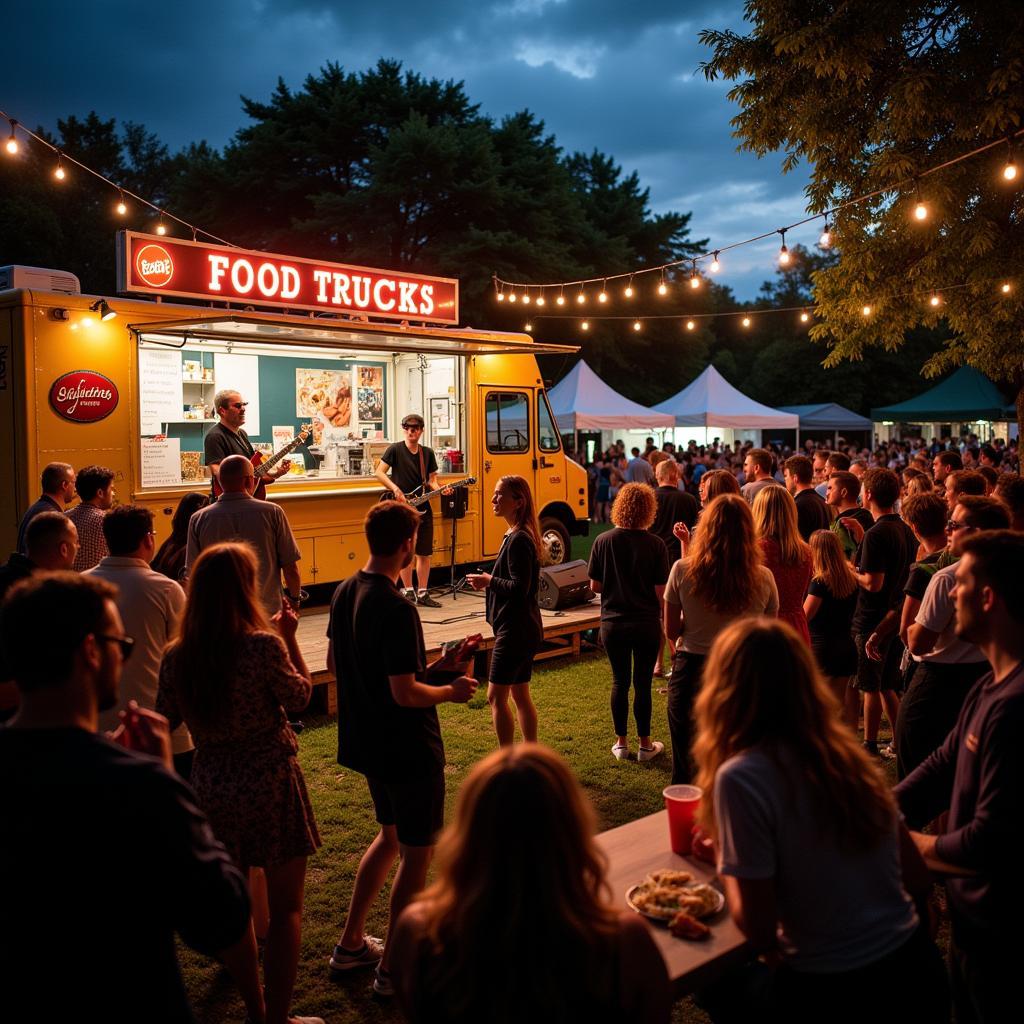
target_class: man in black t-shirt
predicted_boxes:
[826,470,874,561]
[784,455,832,541]
[325,501,476,996]
[851,468,917,755]
[373,412,446,607]
[204,389,290,498]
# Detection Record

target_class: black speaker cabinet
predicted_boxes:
[440,487,468,519]
[537,559,594,610]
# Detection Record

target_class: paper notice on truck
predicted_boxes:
[139,348,184,433]
[141,437,182,488]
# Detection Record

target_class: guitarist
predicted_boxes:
[204,390,291,499]
[375,414,449,608]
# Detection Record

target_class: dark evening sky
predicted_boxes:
[4,0,816,299]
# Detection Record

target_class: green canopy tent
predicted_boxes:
[871,367,1011,439]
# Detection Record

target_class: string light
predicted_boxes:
[116,191,127,216]
[800,310,810,323]
[657,271,668,296]
[624,276,634,298]
[685,319,696,330]
[496,290,505,302]
[778,229,790,265]
[689,260,701,289]
[53,153,66,181]
[508,292,517,303]
[156,214,167,236]
[522,290,531,305]
[929,293,941,307]
[632,320,642,331]
[1001,282,1012,293]
[535,291,545,306]
[598,280,608,303]
[556,287,565,306]
[1004,140,1017,181]
[741,316,751,327]
[913,183,928,221]
[710,252,721,273]
[862,304,872,316]
[525,322,533,332]
[580,320,589,331]
[5,119,17,155]
[577,288,586,304]
[818,220,831,248]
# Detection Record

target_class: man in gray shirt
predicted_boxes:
[624,447,655,485]
[186,455,302,616]
[740,448,780,503]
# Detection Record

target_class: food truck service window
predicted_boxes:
[136,337,464,489]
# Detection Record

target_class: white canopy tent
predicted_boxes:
[653,366,799,442]
[548,360,675,432]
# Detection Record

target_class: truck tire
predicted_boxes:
[540,516,571,566]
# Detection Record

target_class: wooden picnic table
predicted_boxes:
[595,811,750,996]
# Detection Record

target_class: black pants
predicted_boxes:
[601,620,661,737]
[666,650,706,784]
[950,929,1015,1024]
[895,660,988,780]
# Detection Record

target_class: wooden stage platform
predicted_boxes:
[297,591,601,714]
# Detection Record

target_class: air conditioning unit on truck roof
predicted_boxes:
[0,265,81,295]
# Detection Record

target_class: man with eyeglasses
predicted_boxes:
[86,505,194,779]
[897,496,1011,780]
[0,572,251,1021]
[204,389,290,498]
[375,414,447,607]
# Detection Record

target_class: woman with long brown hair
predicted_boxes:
[804,529,860,730]
[588,482,671,762]
[390,744,671,1023]
[693,618,948,1022]
[466,475,544,745]
[156,542,321,1024]
[698,468,741,507]
[752,485,812,645]
[151,490,209,581]
[663,494,778,783]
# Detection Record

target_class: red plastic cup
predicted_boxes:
[663,784,703,855]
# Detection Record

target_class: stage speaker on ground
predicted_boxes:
[537,559,594,610]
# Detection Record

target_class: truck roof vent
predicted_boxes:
[0,265,82,295]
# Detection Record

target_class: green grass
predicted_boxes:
[573,520,614,564]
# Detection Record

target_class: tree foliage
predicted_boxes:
[701,1,1024,426]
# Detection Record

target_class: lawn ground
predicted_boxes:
[180,523,895,1023]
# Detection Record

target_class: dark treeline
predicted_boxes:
[0,59,943,414]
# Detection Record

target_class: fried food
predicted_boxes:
[674,883,721,919]
[646,869,693,888]
[669,911,710,941]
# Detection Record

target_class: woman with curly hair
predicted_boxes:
[693,618,947,1022]
[663,494,778,783]
[588,482,671,762]
[390,744,671,1023]
[752,485,813,646]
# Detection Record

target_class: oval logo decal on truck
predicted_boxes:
[135,243,174,287]
[49,370,119,423]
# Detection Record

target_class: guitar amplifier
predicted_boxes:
[537,559,594,610]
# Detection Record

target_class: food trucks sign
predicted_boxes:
[49,370,119,423]
[116,231,459,325]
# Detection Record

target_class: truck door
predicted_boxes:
[479,387,534,555]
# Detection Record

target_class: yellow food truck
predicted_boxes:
[0,233,589,584]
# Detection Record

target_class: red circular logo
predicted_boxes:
[49,371,119,423]
[135,243,174,287]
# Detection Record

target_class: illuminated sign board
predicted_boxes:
[49,370,119,423]
[116,231,459,324]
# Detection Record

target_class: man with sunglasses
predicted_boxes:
[0,573,250,1021]
[204,389,290,498]
[375,414,447,607]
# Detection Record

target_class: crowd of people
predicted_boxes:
[2,429,1022,1022]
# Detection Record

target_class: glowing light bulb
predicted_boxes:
[116,194,127,215]
[741,317,751,328]
[598,290,607,303]
[689,274,701,289]
[1004,159,1017,181]
[580,320,589,331]
[800,311,810,323]
[497,292,505,301]
[525,323,533,332]
[778,244,790,265]
[156,221,167,236]
[556,294,565,306]
[657,281,668,296]
[1001,282,1012,294]
[536,294,545,306]
[5,135,17,155]
[914,202,928,221]
[819,226,831,248]
[54,157,66,181]
[929,293,941,307]
[522,293,531,305]
[633,320,642,332]
[577,292,586,304]
[686,320,696,331]
[862,304,872,316]
[710,253,721,273]
[624,283,634,298]
[508,293,517,303]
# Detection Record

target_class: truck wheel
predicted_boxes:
[540,517,571,566]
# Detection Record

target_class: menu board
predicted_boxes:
[141,437,182,488]
[139,348,183,433]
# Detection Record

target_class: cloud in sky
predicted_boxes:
[4,0,813,298]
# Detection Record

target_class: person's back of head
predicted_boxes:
[611,482,657,530]
[630,447,640,458]
[827,451,851,473]
[747,448,773,478]
[689,494,761,614]
[693,617,896,850]
[412,744,618,1021]
[828,470,861,506]
[170,492,210,543]
[40,461,74,497]
[994,473,1024,527]
[701,469,741,502]
[901,493,947,541]
[955,494,1011,532]
[862,467,900,510]
[784,455,813,487]
[364,500,421,556]
[946,469,986,500]
[1,572,117,698]
[936,450,963,473]
[102,505,155,558]
[977,465,999,493]
[74,465,115,503]
[217,454,254,493]
[655,458,680,485]
[958,531,1024,631]
[752,484,806,565]
[25,512,77,570]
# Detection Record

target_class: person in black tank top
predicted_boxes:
[466,475,544,746]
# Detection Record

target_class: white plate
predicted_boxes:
[625,882,725,922]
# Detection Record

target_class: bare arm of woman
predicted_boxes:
[720,875,781,965]
[803,593,822,622]
[662,596,683,647]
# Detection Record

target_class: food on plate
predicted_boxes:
[674,883,721,919]
[630,886,685,920]
[646,869,693,888]
[669,911,710,941]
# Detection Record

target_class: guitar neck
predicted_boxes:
[408,477,473,507]
[256,434,306,477]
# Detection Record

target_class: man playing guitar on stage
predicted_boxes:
[204,389,291,499]
[375,413,450,608]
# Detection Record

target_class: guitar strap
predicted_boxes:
[418,446,427,491]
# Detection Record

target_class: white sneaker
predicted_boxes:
[637,741,665,763]
[611,742,629,760]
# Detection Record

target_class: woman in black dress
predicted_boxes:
[466,475,544,745]
[151,491,209,581]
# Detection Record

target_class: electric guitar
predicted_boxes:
[213,424,312,501]
[380,476,476,510]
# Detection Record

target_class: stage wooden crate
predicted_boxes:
[296,592,601,715]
